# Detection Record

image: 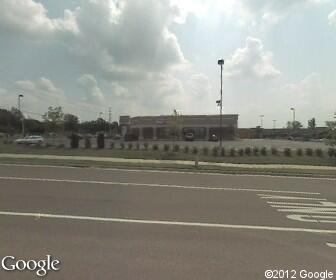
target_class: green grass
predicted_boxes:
[1,142,335,166]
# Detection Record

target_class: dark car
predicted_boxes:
[184,132,194,141]
[209,134,218,141]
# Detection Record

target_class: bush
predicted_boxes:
[327,148,335,157]
[296,148,303,156]
[230,148,236,156]
[212,146,219,157]
[97,133,105,149]
[202,146,209,155]
[244,147,251,156]
[271,147,278,156]
[143,142,149,150]
[173,144,180,152]
[260,147,267,156]
[315,148,323,157]
[152,144,159,151]
[164,144,170,152]
[220,147,225,157]
[305,148,313,156]
[238,148,244,156]
[120,142,125,149]
[110,142,115,149]
[69,134,80,149]
[284,148,292,157]
[135,142,140,150]
[57,143,65,148]
[128,143,133,150]
[192,147,198,154]
[184,146,189,154]
[84,138,91,149]
[253,147,259,156]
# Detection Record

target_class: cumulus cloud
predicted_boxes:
[329,10,336,26]
[77,74,105,105]
[225,37,281,80]
[0,0,78,38]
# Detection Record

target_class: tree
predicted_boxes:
[64,114,79,133]
[287,121,303,130]
[326,121,336,147]
[42,106,64,133]
[308,118,316,129]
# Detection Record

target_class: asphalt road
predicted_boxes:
[0,164,335,279]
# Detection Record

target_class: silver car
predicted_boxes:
[15,135,44,145]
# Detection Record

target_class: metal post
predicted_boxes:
[218,59,224,148]
[18,94,24,136]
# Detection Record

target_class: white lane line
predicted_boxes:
[0,176,320,195]
[326,243,336,248]
[1,163,336,181]
[1,211,336,234]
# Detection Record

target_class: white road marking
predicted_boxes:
[326,243,336,248]
[1,211,336,234]
[1,163,336,181]
[0,176,320,195]
[259,194,336,224]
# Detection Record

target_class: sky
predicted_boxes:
[0,0,335,128]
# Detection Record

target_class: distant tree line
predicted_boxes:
[0,106,119,136]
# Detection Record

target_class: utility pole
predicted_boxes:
[218,59,224,148]
[108,107,112,137]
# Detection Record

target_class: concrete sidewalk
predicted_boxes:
[1,153,336,171]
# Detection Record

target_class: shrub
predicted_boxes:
[143,142,149,150]
[327,148,335,157]
[57,143,65,148]
[110,142,115,149]
[184,146,189,154]
[164,144,170,151]
[260,147,267,156]
[128,143,133,150]
[220,147,225,157]
[305,148,313,156]
[296,148,303,156]
[202,146,209,155]
[253,147,259,156]
[315,148,323,157]
[97,133,105,149]
[69,134,80,149]
[135,142,140,150]
[230,148,236,156]
[284,148,292,157]
[173,144,180,152]
[238,148,244,156]
[152,144,159,151]
[244,147,251,156]
[212,146,219,157]
[192,147,198,154]
[120,142,125,149]
[84,138,91,149]
[271,147,278,156]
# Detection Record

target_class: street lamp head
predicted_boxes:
[218,59,224,65]
[19,94,23,98]
[290,107,294,111]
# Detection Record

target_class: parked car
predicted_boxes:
[209,134,218,141]
[15,135,44,145]
[184,132,194,141]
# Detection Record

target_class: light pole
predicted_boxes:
[218,59,224,148]
[259,115,264,128]
[273,120,277,129]
[290,107,296,123]
[17,94,24,136]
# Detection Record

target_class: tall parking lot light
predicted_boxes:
[290,107,296,123]
[218,59,224,148]
[259,115,264,128]
[17,94,25,136]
